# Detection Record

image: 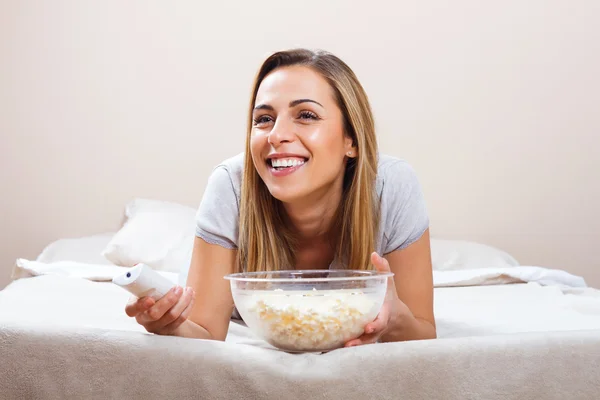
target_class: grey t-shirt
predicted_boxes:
[192,152,429,261]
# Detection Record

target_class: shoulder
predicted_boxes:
[207,152,245,201]
[375,153,429,253]
[195,152,245,249]
[198,151,245,218]
[212,152,245,182]
[375,153,421,194]
[214,152,245,174]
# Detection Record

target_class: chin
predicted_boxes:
[264,183,306,204]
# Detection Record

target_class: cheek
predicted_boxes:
[250,131,265,153]
[302,124,346,159]
[250,134,267,171]
[303,134,346,181]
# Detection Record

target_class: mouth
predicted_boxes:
[266,156,308,176]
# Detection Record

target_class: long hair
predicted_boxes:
[238,49,379,272]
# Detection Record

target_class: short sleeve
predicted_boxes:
[195,166,240,249]
[381,160,430,254]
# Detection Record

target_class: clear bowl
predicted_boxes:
[224,270,392,352]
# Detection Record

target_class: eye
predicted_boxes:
[298,110,319,121]
[253,115,274,127]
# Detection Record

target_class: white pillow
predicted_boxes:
[102,198,196,273]
[101,198,519,274]
[430,239,519,271]
[37,233,116,265]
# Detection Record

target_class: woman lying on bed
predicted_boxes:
[125,48,436,346]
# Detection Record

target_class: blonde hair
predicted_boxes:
[238,49,379,273]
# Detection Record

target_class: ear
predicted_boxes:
[344,136,357,158]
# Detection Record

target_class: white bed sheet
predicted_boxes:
[3,236,600,399]
[2,272,600,400]
[3,270,600,340]
[2,261,600,400]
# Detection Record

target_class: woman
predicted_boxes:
[125,48,436,346]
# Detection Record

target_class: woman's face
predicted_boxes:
[250,66,355,204]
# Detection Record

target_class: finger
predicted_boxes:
[346,307,390,347]
[181,292,195,319]
[371,252,391,272]
[125,296,155,317]
[149,287,194,330]
[372,252,396,295]
[345,331,381,347]
[162,290,196,333]
[138,286,183,324]
[364,306,390,335]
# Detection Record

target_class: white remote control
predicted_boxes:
[112,263,176,301]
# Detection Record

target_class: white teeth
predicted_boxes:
[271,158,306,168]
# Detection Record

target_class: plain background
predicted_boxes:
[1,0,598,289]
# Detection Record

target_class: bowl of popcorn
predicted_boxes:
[224,269,392,352]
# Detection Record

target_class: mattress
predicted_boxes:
[2,259,600,399]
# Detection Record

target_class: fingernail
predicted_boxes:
[174,286,182,295]
[366,327,374,334]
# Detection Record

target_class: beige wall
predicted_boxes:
[1,0,599,289]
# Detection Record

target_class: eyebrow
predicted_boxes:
[289,99,323,108]
[253,98,324,112]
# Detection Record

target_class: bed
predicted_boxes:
[1,199,599,399]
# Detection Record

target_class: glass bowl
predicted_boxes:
[224,269,392,352]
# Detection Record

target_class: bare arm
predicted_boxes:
[126,236,237,340]
[381,228,436,342]
[174,236,237,340]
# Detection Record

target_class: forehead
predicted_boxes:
[255,65,335,105]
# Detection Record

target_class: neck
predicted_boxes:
[283,186,343,242]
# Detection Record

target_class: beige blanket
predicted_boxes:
[1,274,600,399]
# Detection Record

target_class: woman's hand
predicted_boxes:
[344,252,413,347]
[125,285,196,336]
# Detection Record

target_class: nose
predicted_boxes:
[267,118,296,146]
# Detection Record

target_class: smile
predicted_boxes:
[267,157,308,177]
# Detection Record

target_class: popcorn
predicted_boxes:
[236,288,382,352]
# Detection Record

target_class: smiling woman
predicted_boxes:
[124,48,436,346]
